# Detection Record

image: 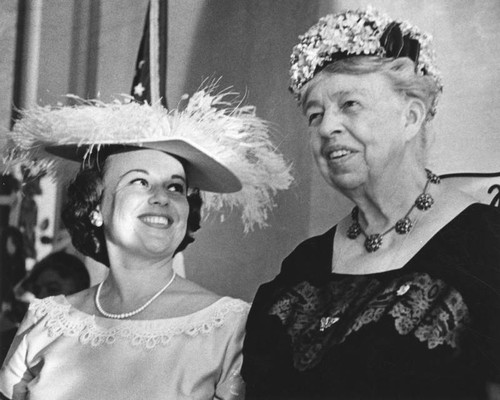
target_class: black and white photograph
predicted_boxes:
[0,1,499,399]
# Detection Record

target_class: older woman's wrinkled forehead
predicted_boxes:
[299,59,408,114]
[299,63,356,111]
[299,71,330,112]
[299,68,371,113]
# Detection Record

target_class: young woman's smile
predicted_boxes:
[138,213,174,229]
[99,149,189,259]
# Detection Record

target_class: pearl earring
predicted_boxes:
[89,210,103,227]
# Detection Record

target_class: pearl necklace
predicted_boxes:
[95,271,177,319]
[347,169,440,252]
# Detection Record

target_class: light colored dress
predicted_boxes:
[0,295,249,400]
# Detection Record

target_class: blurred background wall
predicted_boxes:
[1,0,499,302]
[0,1,16,131]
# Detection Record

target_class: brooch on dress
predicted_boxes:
[397,283,411,296]
[319,316,340,332]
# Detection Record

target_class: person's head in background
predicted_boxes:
[25,251,90,299]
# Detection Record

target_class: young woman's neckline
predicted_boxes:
[56,294,239,323]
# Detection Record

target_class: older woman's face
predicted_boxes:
[303,72,409,192]
[99,149,189,261]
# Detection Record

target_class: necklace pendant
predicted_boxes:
[395,216,413,234]
[364,234,382,252]
[415,193,434,210]
[347,221,362,239]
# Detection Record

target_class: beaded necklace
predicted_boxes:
[347,169,441,252]
[95,271,177,319]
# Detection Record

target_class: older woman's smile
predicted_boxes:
[325,148,355,161]
[322,143,357,162]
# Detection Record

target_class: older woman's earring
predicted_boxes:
[90,210,103,227]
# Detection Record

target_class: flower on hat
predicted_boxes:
[289,6,442,107]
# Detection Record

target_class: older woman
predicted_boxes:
[242,8,500,400]
[0,88,291,400]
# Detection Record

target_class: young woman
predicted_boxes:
[0,88,292,400]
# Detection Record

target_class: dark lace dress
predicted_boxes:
[242,204,500,399]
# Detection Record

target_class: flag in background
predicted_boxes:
[131,0,168,108]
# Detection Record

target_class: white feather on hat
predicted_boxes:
[2,86,293,232]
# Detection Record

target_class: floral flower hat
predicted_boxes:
[289,6,442,109]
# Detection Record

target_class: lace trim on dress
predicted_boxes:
[30,296,249,349]
[269,272,470,370]
[389,273,470,349]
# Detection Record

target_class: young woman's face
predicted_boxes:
[302,72,409,192]
[99,149,189,262]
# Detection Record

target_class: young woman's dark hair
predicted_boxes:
[62,151,202,267]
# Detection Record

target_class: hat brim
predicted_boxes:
[46,138,242,193]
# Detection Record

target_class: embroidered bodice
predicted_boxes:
[1,295,250,400]
[269,271,470,372]
[243,204,500,399]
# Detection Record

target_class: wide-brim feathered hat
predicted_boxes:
[3,86,293,232]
